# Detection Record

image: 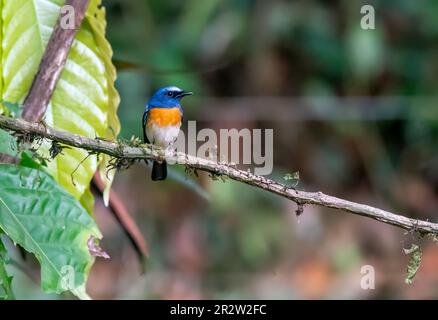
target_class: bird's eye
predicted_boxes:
[167,91,173,97]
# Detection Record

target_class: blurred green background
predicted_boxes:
[11,0,438,299]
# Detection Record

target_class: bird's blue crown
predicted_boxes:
[146,86,192,109]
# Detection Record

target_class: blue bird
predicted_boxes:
[143,86,192,181]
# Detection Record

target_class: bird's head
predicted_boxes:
[148,86,192,108]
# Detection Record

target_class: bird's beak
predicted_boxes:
[177,91,193,98]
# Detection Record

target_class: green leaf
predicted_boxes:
[0,237,14,300]
[19,151,43,170]
[1,101,22,118]
[403,244,422,285]
[0,164,101,298]
[86,0,121,206]
[0,0,120,209]
[0,129,16,157]
[80,186,95,216]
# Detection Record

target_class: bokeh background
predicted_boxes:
[11,0,438,299]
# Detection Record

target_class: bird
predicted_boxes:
[143,86,192,181]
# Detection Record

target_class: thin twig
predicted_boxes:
[1,115,437,236]
[0,153,18,164]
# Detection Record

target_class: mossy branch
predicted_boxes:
[1,114,437,236]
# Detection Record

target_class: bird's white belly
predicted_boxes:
[146,123,181,149]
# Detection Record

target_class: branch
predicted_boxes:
[0,153,18,164]
[21,0,90,122]
[1,115,437,236]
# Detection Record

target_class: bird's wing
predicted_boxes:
[142,106,150,144]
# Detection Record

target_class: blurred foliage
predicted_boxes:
[92,0,438,299]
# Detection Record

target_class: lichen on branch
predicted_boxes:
[0,114,438,237]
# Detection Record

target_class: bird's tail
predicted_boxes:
[151,161,167,181]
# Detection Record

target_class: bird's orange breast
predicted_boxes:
[147,108,182,127]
